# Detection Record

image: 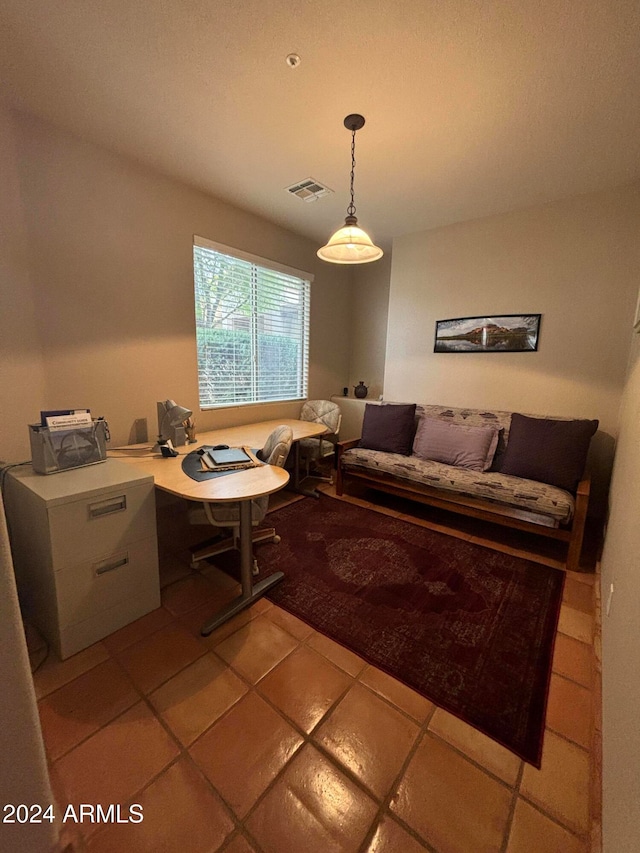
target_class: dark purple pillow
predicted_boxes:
[501,413,598,492]
[359,403,417,455]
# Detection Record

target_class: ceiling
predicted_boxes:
[2,0,640,252]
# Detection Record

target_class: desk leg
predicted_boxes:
[290,440,321,498]
[200,499,284,637]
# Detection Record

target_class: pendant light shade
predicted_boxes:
[317,215,383,264]
[317,115,383,265]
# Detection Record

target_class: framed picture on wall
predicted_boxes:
[434,314,541,353]
[634,288,640,332]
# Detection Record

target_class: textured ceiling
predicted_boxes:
[2,0,639,251]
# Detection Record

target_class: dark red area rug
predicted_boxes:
[224,495,564,765]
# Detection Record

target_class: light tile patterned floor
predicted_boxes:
[33,484,599,853]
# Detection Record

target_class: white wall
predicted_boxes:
[600,330,640,852]
[0,107,352,461]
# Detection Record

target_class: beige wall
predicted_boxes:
[0,112,46,463]
[0,492,56,853]
[0,108,352,461]
[600,330,640,852]
[383,185,640,509]
[385,185,640,433]
[349,252,392,400]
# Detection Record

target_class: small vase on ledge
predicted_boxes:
[354,381,369,399]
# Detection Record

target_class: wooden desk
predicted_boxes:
[189,419,328,496]
[110,419,326,633]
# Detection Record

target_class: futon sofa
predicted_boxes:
[335,403,599,572]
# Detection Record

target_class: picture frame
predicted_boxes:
[633,288,640,333]
[434,314,541,353]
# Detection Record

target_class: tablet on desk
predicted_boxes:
[208,447,252,466]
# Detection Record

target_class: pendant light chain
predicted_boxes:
[347,128,357,218]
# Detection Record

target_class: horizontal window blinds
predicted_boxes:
[193,239,311,409]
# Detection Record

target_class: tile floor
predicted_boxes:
[31,484,600,853]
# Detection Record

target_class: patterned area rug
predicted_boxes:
[225,495,564,765]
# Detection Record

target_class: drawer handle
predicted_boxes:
[88,495,127,518]
[94,554,129,576]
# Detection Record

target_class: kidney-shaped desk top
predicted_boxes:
[110,418,327,633]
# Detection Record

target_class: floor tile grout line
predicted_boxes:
[176,624,312,751]
[516,789,592,840]
[420,728,520,793]
[218,681,414,834]
[42,661,146,764]
[512,756,526,803]
[541,725,591,755]
[73,753,186,848]
[177,750,246,846]
[210,625,302,686]
[357,726,440,853]
[353,670,435,728]
[556,628,595,646]
[253,667,355,743]
[499,775,523,853]
[297,632,367,679]
[222,737,309,832]
[550,669,594,691]
[356,809,438,853]
[88,684,246,848]
[210,673,381,823]
[114,638,210,698]
[100,606,178,655]
[514,793,592,843]
[216,829,249,853]
[549,668,594,692]
[194,671,289,744]
[239,822,269,853]
[33,647,112,701]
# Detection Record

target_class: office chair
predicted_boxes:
[297,400,342,490]
[188,425,293,574]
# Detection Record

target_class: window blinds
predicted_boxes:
[193,237,311,409]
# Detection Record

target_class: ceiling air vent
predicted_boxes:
[285,178,333,202]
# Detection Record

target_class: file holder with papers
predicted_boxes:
[29,419,108,474]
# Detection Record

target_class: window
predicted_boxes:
[193,236,311,409]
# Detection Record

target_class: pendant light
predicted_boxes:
[317,114,383,264]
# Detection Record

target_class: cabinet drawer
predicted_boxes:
[55,537,159,627]
[49,483,156,566]
[58,587,161,660]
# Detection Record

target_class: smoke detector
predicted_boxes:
[285,178,333,202]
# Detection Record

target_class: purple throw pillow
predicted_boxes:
[412,418,501,471]
[359,403,417,455]
[501,413,598,492]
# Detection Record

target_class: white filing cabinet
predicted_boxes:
[4,459,160,659]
